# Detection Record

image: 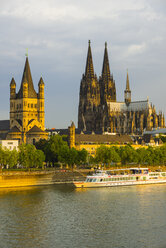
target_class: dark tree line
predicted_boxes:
[35,136,88,168]
[36,136,166,168]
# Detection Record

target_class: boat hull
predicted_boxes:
[74,179,166,188]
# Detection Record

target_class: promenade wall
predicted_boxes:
[0,170,86,188]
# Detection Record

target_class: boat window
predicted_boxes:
[92,178,96,182]
[100,179,103,182]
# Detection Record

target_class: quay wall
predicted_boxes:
[0,170,87,188]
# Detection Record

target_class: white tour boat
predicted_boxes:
[73,168,166,188]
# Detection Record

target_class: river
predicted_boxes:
[0,184,166,248]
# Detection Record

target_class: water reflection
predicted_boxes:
[0,184,166,248]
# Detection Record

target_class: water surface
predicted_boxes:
[0,184,166,248]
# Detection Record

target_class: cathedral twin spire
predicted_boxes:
[85,41,111,81]
[85,40,132,104]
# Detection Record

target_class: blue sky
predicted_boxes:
[0,0,166,128]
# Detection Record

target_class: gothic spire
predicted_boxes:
[126,70,130,91]
[85,40,94,79]
[17,57,37,98]
[124,70,131,104]
[102,42,111,80]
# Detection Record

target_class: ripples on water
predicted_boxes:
[0,184,166,248]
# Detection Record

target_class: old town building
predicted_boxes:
[78,41,165,135]
[6,56,48,144]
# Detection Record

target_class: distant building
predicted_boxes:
[68,122,134,156]
[0,140,19,151]
[78,41,165,135]
[4,56,48,144]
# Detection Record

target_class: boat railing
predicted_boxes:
[93,168,149,176]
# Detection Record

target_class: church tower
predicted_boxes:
[68,122,75,148]
[124,71,131,105]
[7,56,48,144]
[100,42,116,104]
[78,41,101,131]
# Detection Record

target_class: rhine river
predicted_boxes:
[0,184,166,248]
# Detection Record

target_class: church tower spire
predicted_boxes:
[102,42,111,80]
[17,57,37,98]
[78,40,101,132]
[124,70,131,105]
[85,40,94,79]
[100,42,116,103]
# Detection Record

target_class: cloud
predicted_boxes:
[0,0,166,127]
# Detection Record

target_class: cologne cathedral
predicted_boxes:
[78,41,165,135]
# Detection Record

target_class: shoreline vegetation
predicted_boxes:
[0,135,166,187]
[1,135,166,170]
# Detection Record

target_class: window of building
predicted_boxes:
[31,104,33,108]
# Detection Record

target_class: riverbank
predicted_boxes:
[0,166,166,188]
[0,170,87,188]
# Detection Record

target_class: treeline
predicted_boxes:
[0,144,45,169]
[1,135,166,170]
[35,136,88,167]
[36,135,166,168]
[94,144,166,167]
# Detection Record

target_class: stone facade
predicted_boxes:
[7,56,48,144]
[78,41,165,135]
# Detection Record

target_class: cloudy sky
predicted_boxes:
[0,0,166,128]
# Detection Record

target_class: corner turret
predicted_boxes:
[10,78,16,99]
[38,77,44,99]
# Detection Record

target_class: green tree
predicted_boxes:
[44,135,68,165]
[136,148,148,164]
[34,149,45,168]
[119,145,138,165]
[95,145,120,167]
[19,144,37,169]
[77,149,88,165]
[8,149,19,168]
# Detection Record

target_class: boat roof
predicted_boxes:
[96,168,149,172]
